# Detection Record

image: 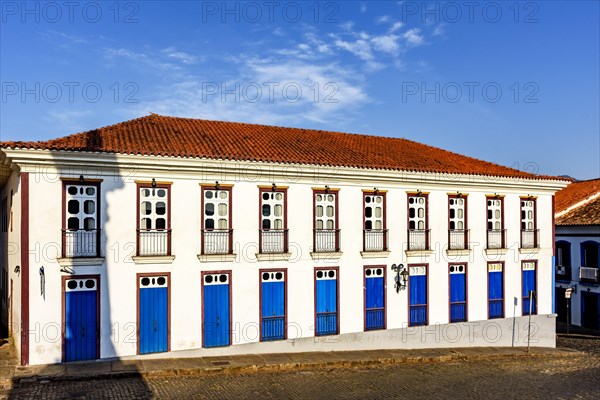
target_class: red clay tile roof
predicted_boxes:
[556,196,600,226]
[0,114,568,180]
[555,178,600,213]
[555,178,600,226]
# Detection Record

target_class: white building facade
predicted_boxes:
[0,115,569,365]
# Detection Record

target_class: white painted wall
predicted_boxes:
[5,154,563,365]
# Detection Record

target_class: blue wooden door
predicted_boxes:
[522,262,536,315]
[365,267,385,330]
[488,263,504,318]
[315,269,338,336]
[409,266,427,326]
[261,271,285,341]
[449,264,466,322]
[64,277,98,362]
[203,272,231,348]
[139,275,168,354]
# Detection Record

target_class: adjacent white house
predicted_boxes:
[0,114,569,365]
[554,178,600,329]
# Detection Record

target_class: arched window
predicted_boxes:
[581,241,600,268]
[556,241,571,267]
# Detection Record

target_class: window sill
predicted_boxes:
[132,255,175,264]
[405,249,434,258]
[256,253,292,262]
[57,257,105,267]
[519,247,540,254]
[485,248,508,256]
[310,251,343,261]
[360,251,390,259]
[445,249,471,257]
[197,253,237,262]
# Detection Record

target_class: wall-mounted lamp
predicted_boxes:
[14,265,20,274]
[391,263,408,293]
[60,266,74,274]
[374,187,379,195]
[456,191,462,197]
[79,175,84,184]
[417,189,422,196]
[272,183,277,191]
[494,193,500,199]
[325,185,330,193]
[151,178,157,188]
[215,181,220,190]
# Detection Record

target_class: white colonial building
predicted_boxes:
[554,178,600,329]
[0,115,569,365]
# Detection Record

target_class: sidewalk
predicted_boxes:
[0,339,582,392]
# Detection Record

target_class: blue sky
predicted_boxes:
[1,1,598,180]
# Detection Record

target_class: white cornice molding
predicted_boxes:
[1,148,570,192]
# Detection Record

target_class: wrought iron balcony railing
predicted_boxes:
[363,229,388,252]
[62,229,100,258]
[202,229,233,255]
[313,229,340,253]
[259,229,288,254]
[137,229,171,256]
[407,229,430,251]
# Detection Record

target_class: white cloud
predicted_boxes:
[104,47,181,71]
[376,15,391,23]
[162,47,200,64]
[432,23,446,36]
[334,39,373,61]
[403,28,425,46]
[371,34,400,54]
[360,3,367,13]
[389,21,404,33]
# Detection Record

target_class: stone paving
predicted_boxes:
[2,336,599,399]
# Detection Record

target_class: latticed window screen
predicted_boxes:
[449,198,465,230]
[204,189,230,230]
[315,193,336,230]
[66,185,98,231]
[521,200,535,230]
[408,196,426,230]
[487,199,503,230]
[364,194,384,230]
[140,187,168,230]
[261,191,285,229]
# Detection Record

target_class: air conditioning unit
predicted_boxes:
[579,267,599,283]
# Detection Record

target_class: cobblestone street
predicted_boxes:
[6,336,600,400]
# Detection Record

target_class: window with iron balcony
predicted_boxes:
[520,197,539,249]
[137,182,171,257]
[363,190,387,252]
[486,196,506,249]
[555,241,572,282]
[579,241,600,284]
[201,184,233,255]
[407,193,430,251]
[313,188,340,253]
[448,195,469,250]
[62,181,101,258]
[259,186,288,254]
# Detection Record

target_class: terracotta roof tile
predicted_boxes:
[0,114,567,180]
[555,178,600,213]
[556,195,600,226]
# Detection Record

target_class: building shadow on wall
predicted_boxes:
[6,129,153,398]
